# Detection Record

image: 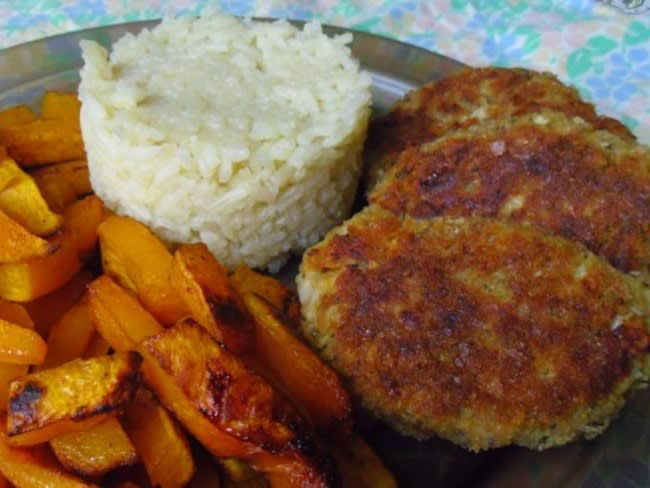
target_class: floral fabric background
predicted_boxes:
[0,0,648,143]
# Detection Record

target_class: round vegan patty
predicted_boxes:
[369,110,650,275]
[297,207,650,451]
[364,66,635,192]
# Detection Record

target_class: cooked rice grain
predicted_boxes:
[79,14,372,270]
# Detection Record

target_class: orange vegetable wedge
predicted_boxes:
[40,91,81,122]
[41,300,95,370]
[0,368,37,410]
[87,295,134,353]
[0,105,36,128]
[0,119,85,167]
[87,280,197,486]
[0,299,34,328]
[141,318,296,450]
[123,389,195,488]
[88,275,163,351]
[139,319,335,488]
[7,351,142,446]
[0,209,56,263]
[0,195,102,302]
[83,334,112,358]
[170,243,255,353]
[50,417,138,478]
[242,293,352,439]
[0,361,28,412]
[98,215,188,325]
[231,264,301,328]
[25,268,94,338]
[0,300,34,411]
[30,159,91,212]
[138,342,250,458]
[0,319,46,365]
[0,154,62,235]
[0,424,96,488]
[8,416,110,450]
[329,435,396,488]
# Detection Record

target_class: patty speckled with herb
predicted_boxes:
[298,207,650,451]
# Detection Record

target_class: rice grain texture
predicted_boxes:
[79,14,372,270]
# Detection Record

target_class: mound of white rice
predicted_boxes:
[79,13,372,270]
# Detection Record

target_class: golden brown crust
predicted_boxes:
[364,66,635,191]
[369,111,650,274]
[298,208,650,450]
[7,352,141,439]
[141,317,303,451]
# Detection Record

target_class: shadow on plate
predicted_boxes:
[357,414,506,487]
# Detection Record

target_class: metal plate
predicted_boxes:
[1,20,646,488]
[0,19,464,114]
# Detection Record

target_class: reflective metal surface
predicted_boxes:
[0,19,465,114]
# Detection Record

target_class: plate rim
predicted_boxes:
[0,17,468,122]
[0,16,464,63]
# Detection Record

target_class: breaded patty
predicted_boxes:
[369,111,650,275]
[297,207,650,451]
[364,66,635,191]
